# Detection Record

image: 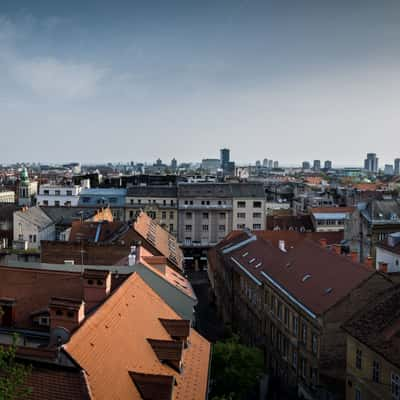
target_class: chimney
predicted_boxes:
[332,244,342,256]
[49,297,85,332]
[350,250,358,263]
[319,238,327,248]
[365,256,374,270]
[83,269,111,312]
[378,262,388,273]
[278,240,287,252]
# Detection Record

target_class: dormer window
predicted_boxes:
[97,280,104,286]
[56,309,63,316]
[88,279,94,285]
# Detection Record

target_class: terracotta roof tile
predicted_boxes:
[64,273,210,400]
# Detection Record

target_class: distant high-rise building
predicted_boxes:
[364,153,379,173]
[268,160,273,169]
[220,148,230,168]
[384,164,394,176]
[324,160,332,170]
[313,160,321,171]
[273,161,279,169]
[302,161,311,170]
[255,160,261,168]
[263,158,269,167]
[394,158,400,175]
[156,158,162,166]
[171,158,178,171]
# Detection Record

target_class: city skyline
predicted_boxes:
[1,1,400,164]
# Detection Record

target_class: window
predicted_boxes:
[54,201,60,207]
[277,301,282,320]
[55,190,60,196]
[44,190,49,195]
[169,211,174,219]
[202,212,209,219]
[372,360,380,383]
[253,212,262,218]
[185,212,192,219]
[109,197,117,204]
[185,225,192,232]
[292,350,298,369]
[270,295,275,313]
[237,201,246,208]
[312,334,318,354]
[301,322,308,344]
[293,316,299,336]
[301,358,307,378]
[169,224,174,232]
[253,201,262,208]
[201,200,205,205]
[392,373,400,400]
[161,212,166,219]
[237,212,246,219]
[219,225,226,232]
[138,199,141,204]
[219,212,226,219]
[202,224,209,232]
[82,197,90,203]
[356,349,362,370]
[284,307,289,326]
[237,224,245,229]
[66,190,72,196]
[163,200,166,206]
[253,224,261,230]
[355,388,361,400]
[33,235,37,243]
[43,200,48,206]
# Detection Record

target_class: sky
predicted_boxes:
[0,0,399,166]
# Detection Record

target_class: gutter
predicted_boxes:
[206,342,213,400]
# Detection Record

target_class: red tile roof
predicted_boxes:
[65,273,210,400]
[223,236,373,316]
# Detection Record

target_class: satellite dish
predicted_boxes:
[49,326,71,347]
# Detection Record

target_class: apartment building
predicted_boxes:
[375,232,400,273]
[208,231,393,399]
[343,285,400,400]
[37,183,85,207]
[310,207,356,232]
[0,190,15,204]
[231,183,266,231]
[125,185,178,235]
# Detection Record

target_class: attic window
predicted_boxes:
[302,274,312,282]
[67,311,75,318]
[249,258,256,264]
[97,280,104,286]
[242,252,248,257]
[56,309,63,316]
[324,287,333,294]
[88,279,94,285]
[255,262,262,268]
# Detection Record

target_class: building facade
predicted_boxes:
[37,183,83,207]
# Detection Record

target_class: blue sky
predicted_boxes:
[1,1,399,166]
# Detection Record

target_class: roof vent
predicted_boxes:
[302,274,311,282]
[278,240,287,252]
[286,262,292,268]
[324,287,333,294]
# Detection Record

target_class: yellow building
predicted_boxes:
[343,285,400,400]
[125,186,178,236]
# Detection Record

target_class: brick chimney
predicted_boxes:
[319,238,327,249]
[365,256,374,270]
[49,297,85,332]
[378,262,388,273]
[83,269,111,312]
[350,250,358,263]
[332,244,341,255]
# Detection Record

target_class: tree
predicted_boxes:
[210,335,264,400]
[0,335,31,400]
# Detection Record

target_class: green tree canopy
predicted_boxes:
[210,335,264,400]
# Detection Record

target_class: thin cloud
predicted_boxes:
[13,57,107,98]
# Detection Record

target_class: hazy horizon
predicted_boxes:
[1,1,399,165]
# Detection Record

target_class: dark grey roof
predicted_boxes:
[40,207,98,226]
[365,200,400,222]
[229,183,265,198]
[0,204,19,220]
[177,183,233,198]
[127,186,177,198]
